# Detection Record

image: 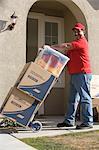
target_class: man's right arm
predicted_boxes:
[51,44,65,51]
[51,42,73,52]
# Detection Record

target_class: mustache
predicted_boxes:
[74,33,79,36]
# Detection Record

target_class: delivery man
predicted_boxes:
[51,23,93,129]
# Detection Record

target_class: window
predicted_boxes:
[45,22,58,45]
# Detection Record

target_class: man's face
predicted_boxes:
[73,29,84,37]
[73,29,79,36]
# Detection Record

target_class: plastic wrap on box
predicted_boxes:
[35,45,70,77]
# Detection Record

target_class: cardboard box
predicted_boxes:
[92,98,99,122]
[1,87,39,126]
[17,62,56,101]
[14,63,31,86]
[92,98,99,106]
[90,75,99,98]
[75,99,99,122]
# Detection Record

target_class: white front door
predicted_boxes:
[27,12,64,115]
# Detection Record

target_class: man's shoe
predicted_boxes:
[76,123,93,129]
[57,122,74,127]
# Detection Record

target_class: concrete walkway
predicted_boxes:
[0,116,99,150]
[12,116,99,139]
[0,134,37,150]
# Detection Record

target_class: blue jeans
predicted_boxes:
[64,73,93,126]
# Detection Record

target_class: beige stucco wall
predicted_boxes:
[0,0,99,108]
[0,0,36,106]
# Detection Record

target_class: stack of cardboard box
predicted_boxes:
[1,46,69,127]
[1,62,56,126]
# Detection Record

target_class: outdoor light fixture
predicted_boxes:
[0,11,18,33]
[8,11,18,30]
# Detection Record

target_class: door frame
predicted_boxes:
[28,12,64,46]
[28,12,64,115]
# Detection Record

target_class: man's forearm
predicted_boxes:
[51,43,73,51]
[51,44,65,51]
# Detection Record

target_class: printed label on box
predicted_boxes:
[17,63,56,101]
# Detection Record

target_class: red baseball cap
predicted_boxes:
[72,23,85,31]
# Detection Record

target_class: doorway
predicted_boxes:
[26,12,65,115]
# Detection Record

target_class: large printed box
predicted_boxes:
[17,62,56,101]
[90,75,99,98]
[1,87,39,126]
[90,75,99,121]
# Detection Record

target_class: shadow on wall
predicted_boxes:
[87,0,99,10]
[0,20,7,31]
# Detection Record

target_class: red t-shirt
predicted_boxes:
[66,37,92,74]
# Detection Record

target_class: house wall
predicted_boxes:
[0,0,35,106]
[0,0,99,112]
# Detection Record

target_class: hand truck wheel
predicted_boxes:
[29,120,42,132]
